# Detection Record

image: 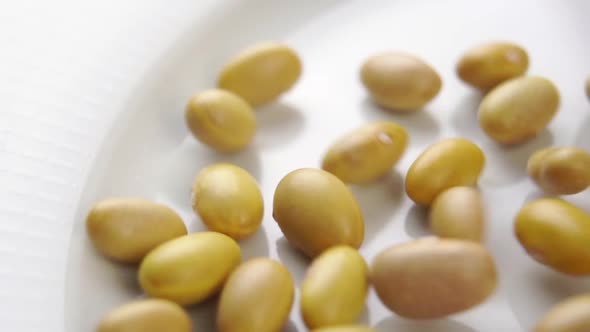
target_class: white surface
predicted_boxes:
[1,0,590,331]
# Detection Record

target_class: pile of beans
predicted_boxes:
[87,41,590,332]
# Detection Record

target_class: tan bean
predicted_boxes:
[322,121,408,184]
[361,52,442,112]
[371,237,497,319]
[457,42,529,90]
[534,293,590,332]
[527,147,560,185]
[527,147,590,195]
[479,76,560,145]
[217,258,294,332]
[430,186,485,242]
[273,168,364,257]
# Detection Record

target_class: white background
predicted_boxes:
[1,1,590,331]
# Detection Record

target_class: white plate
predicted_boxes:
[2,0,590,331]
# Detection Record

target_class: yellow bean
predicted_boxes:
[86,198,187,263]
[185,89,256,153]
[218,42,302,106]
[457,42,529,91]
[301,246,368,329]
[192,163,263,239]
[515,199,590,276]
[273,168,364,257]
[139,232,241,305]
[479,76,560,145]
[405,138,485,206]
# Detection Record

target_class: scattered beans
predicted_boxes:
[92,39,590,331]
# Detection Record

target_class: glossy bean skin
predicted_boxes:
[457,42,529,91]
[527,147,590,195]
[97,299,191,332]
[139,232,241,305]
[534,293,590,332]
[361,52,442,112]
[370,237,497,319]
[217,258,294,332]
[405,138,485,206]
[185,89,256,153]
[218,42,302,106]
[322,121,408,184]
[515,199,590,276]
[430,186,485,242]
[192,163,263,239]
[86,198,187,263]
[273,168,364,257]
[301,246,369,329]
[479,76,560,145]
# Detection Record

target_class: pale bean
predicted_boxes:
[361,52,441,112]
[371,237,497,319]
[479,76,560,144]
